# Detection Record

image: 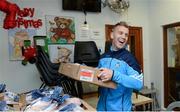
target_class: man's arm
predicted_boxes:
[112,66,143,90]
[98,63,143,90]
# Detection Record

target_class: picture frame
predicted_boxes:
[45,15,76,44]
[8,28,36,60]
[48,44,74,63]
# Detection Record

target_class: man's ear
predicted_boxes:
[110,32,114,40]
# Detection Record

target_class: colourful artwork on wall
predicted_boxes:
[0,0,42,29]
[48,44,74,63]
[8,28,36,60]
[45,15,75,44]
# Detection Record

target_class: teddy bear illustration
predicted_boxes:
[54,47,72,63]
[50,17,75,43]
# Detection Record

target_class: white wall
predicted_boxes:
[148,0,180,109]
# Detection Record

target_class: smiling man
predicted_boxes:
[97,21,143,111]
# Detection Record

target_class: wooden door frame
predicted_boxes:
[163,21,180,107]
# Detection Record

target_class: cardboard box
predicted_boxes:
[19,93,26,107]
[7,94,26,111]
[7,102,23,111]
[0,93,4,100]
[58,63,117,89]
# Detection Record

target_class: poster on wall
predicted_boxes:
[8,28,36,60]
[48,44,74,63]
[45,15,75,44]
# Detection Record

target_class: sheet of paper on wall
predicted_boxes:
[36,39,45,46]
[80,24,90,39]
[90,29,102,40]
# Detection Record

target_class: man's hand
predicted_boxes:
[97,68,113,82]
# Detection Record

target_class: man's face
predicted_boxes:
[110,25,129,51]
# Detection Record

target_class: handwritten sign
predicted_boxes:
[16,8,42,28]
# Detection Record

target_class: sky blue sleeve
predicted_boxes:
[111,63,143,90]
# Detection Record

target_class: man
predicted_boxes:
[97,21,143,111]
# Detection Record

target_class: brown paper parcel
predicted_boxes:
[59,63,117,89]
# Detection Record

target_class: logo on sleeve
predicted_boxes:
[115,63,120,68]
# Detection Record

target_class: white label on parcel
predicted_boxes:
[79,69,94,82]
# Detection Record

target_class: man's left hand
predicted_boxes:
[98,68,113,82]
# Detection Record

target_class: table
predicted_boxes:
[132,93,153,110]
[83,92,153,110]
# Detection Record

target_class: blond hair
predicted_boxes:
[113,21,129,29]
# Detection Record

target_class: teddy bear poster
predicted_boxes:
[45,15,75,44]
[48,44,74,63]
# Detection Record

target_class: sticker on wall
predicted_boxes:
[90,29,102,40]
[8,28,36,60]
[48,44,74,63]
[45,15,75,44]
